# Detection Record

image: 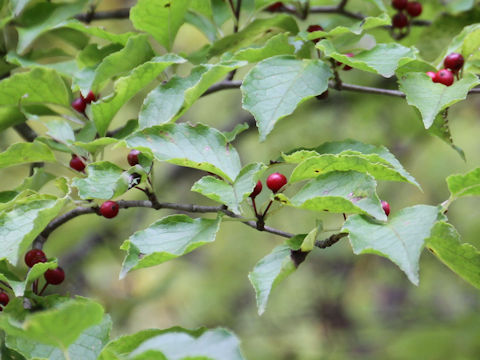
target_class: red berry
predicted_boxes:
[250,180,263,198]
[127,149,141,166]
[69,155,86,172]
[100,200,119,219]
[342,53,354,71]
[0,292,9,307]
[443,53,464,72]
[266,173,287,193]
[406,1,422,17]
[392,0,407,10]
[392,12,409,28]
[426,71,437,81]
[44,267,65,285]
[381,200,391,216]
[25,249,47,268]
[83,91,96,104]
[266,2,283,11]
[71,97,86,113]
[435,69,454,86]
[307,24,324,44]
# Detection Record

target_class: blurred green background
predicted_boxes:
[1,0,480,358]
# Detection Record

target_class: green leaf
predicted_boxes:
[224,123,249,142]
[426,222,480,289]
[6,51,78,78]
[231,33,295,62]
[73,138,119,154]
[427,114,465,160]
[317,40,417,78]
[16,0,88,53]
[241,56,332,140]
[63,20,135,46]
[0,194,65,264]
[125,123,242,182]
[0,141,56,169]
[0,298,104,349]
[90,54,185,136]
[248,244,298,315]
[99,327,244,360]
[72,161,129,200]
[0,107,26,132]
[76,44,123,69]
[16,168,56,192]
[185,10,218,42]
[138,60,245,129]
[0,68,71,107]
[399,72,480,129]
[192,163,266,214]
[130,0,191,50]
[342,205,441,285]
[5,315,112,360]
[120,215,221,278]
[208,15,299,58]
[45,119,75,144]
[2,260,58,296]
[279,171,387,221]
[446,167,480,199]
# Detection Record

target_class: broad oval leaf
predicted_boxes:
[0,141,56,169]
[120,215,221,278]
[125,123,242,182]
[231,33,295,63]
[446,167,480,199]
[241,56,332,140]
[342,205,440,285]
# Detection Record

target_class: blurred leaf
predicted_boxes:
[73,138,118,154]
[72,161,129,200]
[63,21,135,46]
[130,0,191,50]
[231,33,295,62]
[446,167,480,199]
[6,51,78,77]
[185,10,218,42]
[90,54,185,136]
[342,205,440,285]
[241,56,332,140]
[192,163,266,214]
[120,215,221,278]
[5,315,112,360]
[426,221,480,289]
[76,43,123,69]
[399,72,480,129]
[0,141,56,169]
[279,171,387,221]
[446,0,474,14]
[126,123,242,182]
[139,60,244,129]
[45,119,75,144]
[0,106,26,132]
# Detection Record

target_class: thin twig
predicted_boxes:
[315,232,348,248]
[75,8,130,22]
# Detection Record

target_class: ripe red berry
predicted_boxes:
[83,91,96,104]
[0,292,9,307]
[342,53,354,71]
[127,149,141,166]
[381,200,391,216]
[69,155,86,172]
[100,200,119,219]
[250,180,263,198]
[435,69,454,86]
[392,12,409,28]
[426,71,437,81]
[307,24,325,44]
[44,267,65,285]
[443,53,464,72]
[25,249,47,268]
[392,0,407,10]
[71,97,86,113]
[266,173,287,193]
[266,2,283,12]
[406,1,422,17]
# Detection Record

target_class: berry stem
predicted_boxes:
[342,213,347,220]
[262,200,274,218]
[38,283,48,296]
[33,279,39,294]
[252,198,259,217]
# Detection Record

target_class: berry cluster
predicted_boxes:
[23,249,65,298]
[71,90,97,114]
[391,0,422,30]
[426,53,464,86]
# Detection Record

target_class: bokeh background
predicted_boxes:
[1,0,480,358]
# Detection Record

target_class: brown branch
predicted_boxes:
[75,8,130,23]
[13,123,37,142]
[315,232,348,248]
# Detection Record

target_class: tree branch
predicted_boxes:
[13,123,38,142]
[315,232,348,248]
[75,8,130,23]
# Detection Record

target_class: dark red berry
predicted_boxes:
[100,201,119,219]
[266,2,283,11]
[316,90,329,100]
[443,53,464,72]
[25,249,47,268]
[127,149,141,166]
[342,53,354,71]
[436,69,454,86]
[307,24,325,44]
[0,292,9,307]
[71,97,86,113]
[392,12,409,28]
[83,91,96,104]
[250,180,263,198]
[69,155,86,172]
[406,1,422,17]
[426,71,436,81]
[381,200,390,216]
[266,173,287,193]
[392,0,408,10]
[44,267,65,285]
